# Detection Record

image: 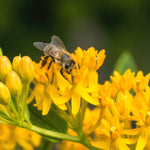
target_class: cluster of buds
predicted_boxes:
[0,55,34,122]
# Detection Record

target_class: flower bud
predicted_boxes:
[0,82,11,105]
[19,56,34,82]
[6,71,22,97]
[0,56,12,82]
[12,56,21,74]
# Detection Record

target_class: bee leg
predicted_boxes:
[41,56,49,68]
[47,59,55,70]
[60,68,67,79]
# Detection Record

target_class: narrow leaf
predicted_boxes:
[113,51,138,75]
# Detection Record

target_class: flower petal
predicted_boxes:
[71,88,81,115]
[42,97,51,115]
[80,87,99,105]
[136,127,149,150]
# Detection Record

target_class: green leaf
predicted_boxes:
[113,50,138,75]
[28,101,68,142]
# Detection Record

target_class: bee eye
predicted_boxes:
[65,62,71,69]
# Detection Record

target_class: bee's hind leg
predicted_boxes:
[60,68,67,79]
[41,56,49,68]
[47,59,55,70]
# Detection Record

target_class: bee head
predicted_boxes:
[63,60,75,74]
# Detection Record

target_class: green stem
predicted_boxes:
[80,99,87,124]
[59,109,74,126]
[16,94,21,118]
[21,83,29,121]
[0,116,15,125]
[23,123,102,150]
[9,99,19,119]
[76,129,102,150]
[25,124,81,143]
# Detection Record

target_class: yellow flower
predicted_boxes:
[110,69,134,91]
[0,82,11,105]
[83,107,101,134]
[73,47,106,70]
[6,71,22,97]
[0,56,12,82]
[58,66,99,115]
[132,71,150,93]
[72,47,105,91]
[116,91,133,119]
[29,59,67,115]
[131,106,150,150]
[93,117,135,150]
[12,56,21,74]
[19,56,34,83]
[99,81,120,118]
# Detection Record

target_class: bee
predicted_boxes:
[33,35,76,77]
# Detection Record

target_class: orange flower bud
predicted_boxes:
[6,71,22,97]
[12,56,21,74]
[0,56,12,82]
[19,56,34,82]
[0,82,11,105]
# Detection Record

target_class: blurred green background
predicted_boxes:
[0,0,150,82]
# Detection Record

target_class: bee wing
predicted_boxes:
[51,35,66,50]
[33,42,49,51]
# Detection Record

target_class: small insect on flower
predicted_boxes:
[33,35,76,77]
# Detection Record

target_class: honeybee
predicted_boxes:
[33,35,76,76]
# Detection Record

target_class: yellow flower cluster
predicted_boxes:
[58,70,150,150]
[30,46,150,150]
[0,123,41,150]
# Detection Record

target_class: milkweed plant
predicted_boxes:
[0,45,149,150]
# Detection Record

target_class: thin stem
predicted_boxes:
[21,82,29,122]
[9,99,19,119]
[59,109,74,126]
[16,94,21,118]
[76,128,102,150]
[0,116,15,125]
[5,105,18,123]
[25,124,81,143]
[80,99,87,124]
